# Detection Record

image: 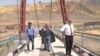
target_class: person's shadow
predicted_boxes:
[36,48,45,51]
[54,46,65,48]
[52,51,65,56]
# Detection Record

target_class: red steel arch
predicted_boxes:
[19,0,68,33]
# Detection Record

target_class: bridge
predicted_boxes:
[0,30,100,56]
[0,0,100,56]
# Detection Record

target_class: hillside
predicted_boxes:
[0,1,100,38]
[0,1,100,19]
[0,1,100,26]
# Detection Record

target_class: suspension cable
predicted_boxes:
[67,0,69,19]
[33,0,39,30]
[50,0,52,26]
[17,0,22,44]
[17,0,20,34]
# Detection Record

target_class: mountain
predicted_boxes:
[0,1,100,24]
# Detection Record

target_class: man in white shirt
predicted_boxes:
[60,20,74,56]
[25,22,35,51]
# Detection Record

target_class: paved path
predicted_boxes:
[18,36,41,56]
[51,38,79,56]
[18,36,79,56]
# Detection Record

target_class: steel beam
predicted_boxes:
[60,0,68,24]
[19,0,26,33]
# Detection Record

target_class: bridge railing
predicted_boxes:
[0,34,21,56]
[53,29,100,56]
[74,32,100,55]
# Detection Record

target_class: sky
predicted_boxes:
[0,0,55,6]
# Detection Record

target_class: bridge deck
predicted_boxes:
[18,35,79,56]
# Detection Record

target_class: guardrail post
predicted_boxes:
[82,33,84,47]
[79,32,84,55]
[19,35,22,44]
[0,44,2,55]
[7,41,9,53]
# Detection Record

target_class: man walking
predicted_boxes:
[60,20,74,56]
[44,24,51,52]
[25,22,35,51]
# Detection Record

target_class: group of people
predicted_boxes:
[25,19,74,56]
[25,22,55,52]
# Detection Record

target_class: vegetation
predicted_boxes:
[0,0,100,38]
